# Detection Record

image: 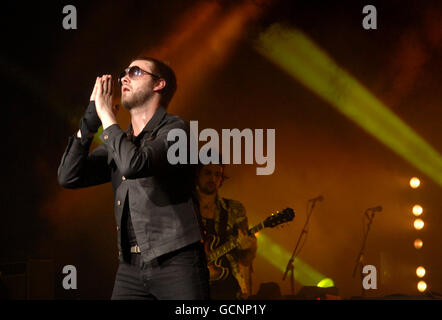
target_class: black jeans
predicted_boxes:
[210,272,241,300]
[111,242,210,300]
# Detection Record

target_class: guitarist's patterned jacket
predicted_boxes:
[203,196,257,298]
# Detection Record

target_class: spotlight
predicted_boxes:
[317,278,334,288]
[413,219,424,230]
[417,280,427,292]
[412,205,423,216]
[416,266,426,278]
[409,177,421,189]
[414,238,423,249]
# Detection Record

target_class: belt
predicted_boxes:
[130,245,141,253]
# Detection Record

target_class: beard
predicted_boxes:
[198,182,217,195]
[121,86,153,110]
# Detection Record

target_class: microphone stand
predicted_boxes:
[352,208,377,297]
[283,198,320,296]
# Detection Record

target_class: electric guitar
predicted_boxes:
[204,208,295,283]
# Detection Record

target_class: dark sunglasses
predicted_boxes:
[118,66,160,86]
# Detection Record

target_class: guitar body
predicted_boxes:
[204,234,230,281]
[203,208,295,296]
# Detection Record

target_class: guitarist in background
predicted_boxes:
[196,162,257,300]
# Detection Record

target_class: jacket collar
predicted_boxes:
[217,195,229,211]
[126,106,167,137]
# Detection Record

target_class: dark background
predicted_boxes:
[0,0,441,299]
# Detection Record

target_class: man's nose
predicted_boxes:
[121,74,130,86]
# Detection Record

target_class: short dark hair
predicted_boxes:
[195,152,229,187]
[132,56,177,108]
[196,162,227,187]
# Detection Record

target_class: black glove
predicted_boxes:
[79,101,101,145]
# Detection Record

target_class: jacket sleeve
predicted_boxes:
[99,118,188,179]
[57,135,111,189]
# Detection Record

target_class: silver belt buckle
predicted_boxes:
[130,245,141,253]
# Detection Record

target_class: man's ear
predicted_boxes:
[153,78,166,92]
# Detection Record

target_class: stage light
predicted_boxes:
[134,0,263,119]
[414,238,423,249]
[409,177,421,189]
[317,278,334,288]
[414,219,424,230]
[256,234,331,286]
[412,205,423,216]
[416,266,426,278]
[417,280,427,292]
[256,24,442,188]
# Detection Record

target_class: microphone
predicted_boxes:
[308,195,324,202]
[367,206,382,212]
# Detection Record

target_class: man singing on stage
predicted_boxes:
[57,57,209,300]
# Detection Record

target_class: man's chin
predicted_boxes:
[122,92,150,110]
[200,187,216,195]
[121,98,133,110]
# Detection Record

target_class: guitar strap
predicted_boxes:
[217,199,229,244]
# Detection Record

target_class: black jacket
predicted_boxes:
[58,105,202,263]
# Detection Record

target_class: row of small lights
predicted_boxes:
[409,177,427,293]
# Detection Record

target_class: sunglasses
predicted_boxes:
[118,66,160,86]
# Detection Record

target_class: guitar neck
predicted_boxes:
[248,222,264,235]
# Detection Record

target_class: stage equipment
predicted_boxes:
[283,195,323,295]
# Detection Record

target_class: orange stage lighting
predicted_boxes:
[413,219,424,230]
[141,1,263,113]
[409,177,421,189]
[412,204,423,216]
[414,238,423,249]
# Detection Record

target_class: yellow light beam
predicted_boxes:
[257,233,332,287]
[255,24,442,188]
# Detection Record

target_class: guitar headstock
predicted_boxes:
[263,208,295,228]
